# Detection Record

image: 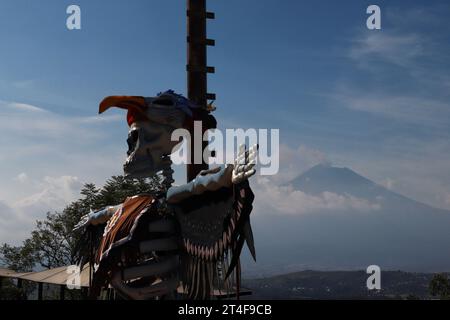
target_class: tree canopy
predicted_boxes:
[429,273,450,300]
[0,175,161,272]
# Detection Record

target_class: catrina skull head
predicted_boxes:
[99,91,197,178]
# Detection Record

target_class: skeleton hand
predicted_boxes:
[73,210,94,231]
[73,206,121,231]
[232,144,258,184]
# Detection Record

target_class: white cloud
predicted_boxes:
[0,174,83,245]
[0,200,31,245]
[252,176,380,216]
[339,137,450,211]
[0,99,124,185]
[14,172,29,183]
[0,100,122,141]
[76,114,123,124]
[0,200,14,220]
[4,101,47,113]
[14,175,82,213]
[0,99,127,244]
[272,144,329,185]
[349,33,425,69]
[445,194,450,206]
[249,144,380,216]
[381,178,395,191]
[332,89,450,128]
[335,6,450,129]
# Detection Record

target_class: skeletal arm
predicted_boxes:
[167,144,257,204]
[73,205,122,231]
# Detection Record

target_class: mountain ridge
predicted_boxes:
[242,163,450,276]
[287,163,446,213]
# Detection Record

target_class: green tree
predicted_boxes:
[1,238,38,272]
[429,273,450,300]
[0,175,161,299]
[0,239,39,299]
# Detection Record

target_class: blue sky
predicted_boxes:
[0,0,449,243]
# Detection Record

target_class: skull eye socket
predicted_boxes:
[153,98,174,106]
[127,130,139,155]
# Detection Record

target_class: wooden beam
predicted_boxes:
[187,0,216,182]
[38,282,43,300]
[81,287,88,299]
[187,36,215,46]
[59,285,65,300]
[187,10,215,19]
[187,65,215,73]
[16,278,25,300]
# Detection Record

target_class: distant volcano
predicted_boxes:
[288,164,434,212]
[290,164,388,199]
[243,164,450,277]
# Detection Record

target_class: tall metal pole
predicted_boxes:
[187,0,216,182]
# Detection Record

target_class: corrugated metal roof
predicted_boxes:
[0,264,90,287]
[1,266,250,297]
[0,268,32,278]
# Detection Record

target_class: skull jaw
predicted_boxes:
[124,161,158,179]
[124,167,157,179]
[123,153,170,179]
